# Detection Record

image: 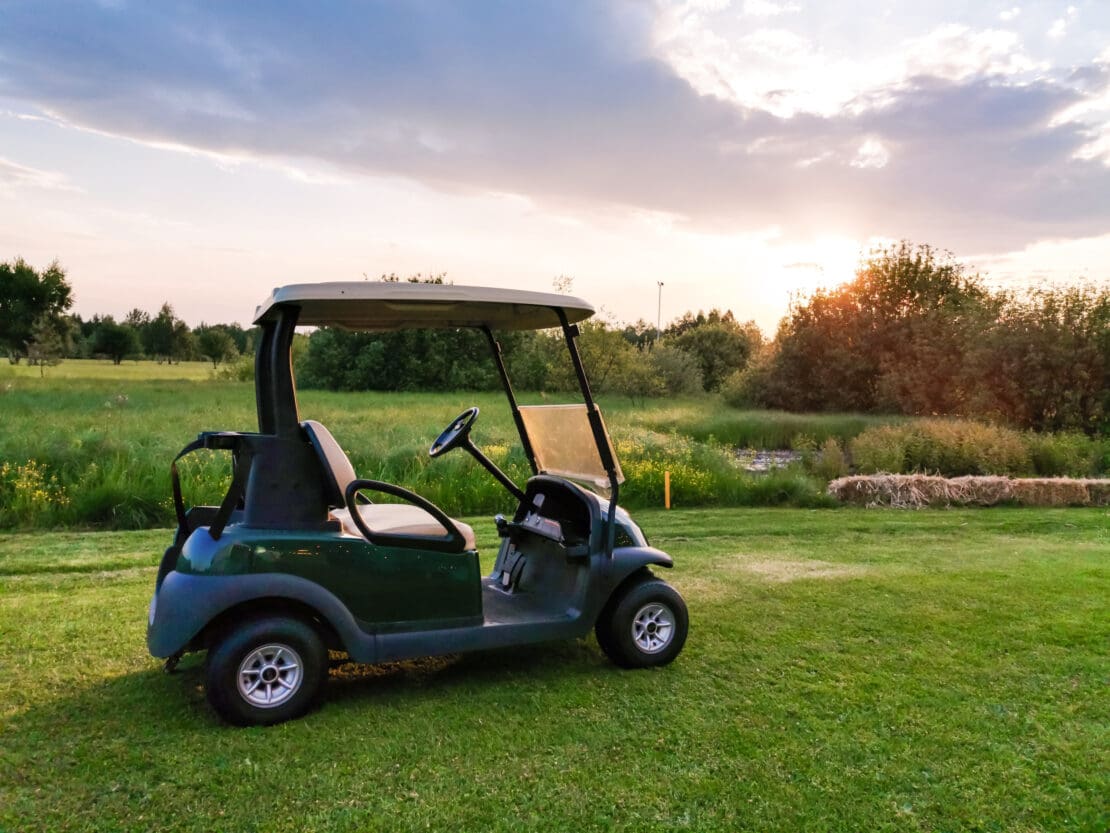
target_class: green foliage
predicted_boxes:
[1025,431,1108,478]
[848,419,1107,478]
[142,302,195,363]
[752,242,1109,433]
[213,353,255,381]
[812,437,848,481]
[758,242,987,413]
[24,314,68,375]
[642,405,898,449]
[851,420,1031,476]
[965,284,1110,433]
[0,378,838,530]
[89,318,141,364]
[296,326,517,391]
[0,258,73,362]
[648,344,704,396]
[670,317,762,392]
[195,325,239,368]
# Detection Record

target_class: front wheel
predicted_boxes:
[596,579,688,669]
[205,616,328,726]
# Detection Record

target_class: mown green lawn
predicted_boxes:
[1,508,1107,832]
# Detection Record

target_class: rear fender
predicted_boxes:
[147,571,374,662]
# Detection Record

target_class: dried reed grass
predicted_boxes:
[828,474,1110,508]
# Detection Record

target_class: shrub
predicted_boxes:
[850,425,906,473]
[812,437,848,481]
[851,419,1031,476]
[1026,432,1103,477]
[649,345,704,396]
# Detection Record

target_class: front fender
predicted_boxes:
[599,545,673,598]
[147,570,373,661]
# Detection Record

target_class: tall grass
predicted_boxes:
[850,419,1108,478]
[0,379,831,530]
[636,404,900,449]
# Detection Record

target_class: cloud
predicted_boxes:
[0,156,80,192]
[851,138,889,169]
[0,1,1107,252]
[742,0,800,16]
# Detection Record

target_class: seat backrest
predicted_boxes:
[301,420,357,509]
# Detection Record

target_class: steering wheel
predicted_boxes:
[429,407,479,458]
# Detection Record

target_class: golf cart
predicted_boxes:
[147,282,688,725]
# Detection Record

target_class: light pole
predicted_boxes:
[656,281,664,343]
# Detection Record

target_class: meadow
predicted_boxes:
[1,508,1106,832]
[0,361,841,530]
[3,360,1107,529]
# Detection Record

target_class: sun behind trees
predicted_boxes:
[724,242,1109,435]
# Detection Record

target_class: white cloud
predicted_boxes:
[654,14,1040,118]
[851,138,890,169]
[0,156,80,193]
[742,0,800,16]
[1048,18,1066,39]
[999,7,1020,22]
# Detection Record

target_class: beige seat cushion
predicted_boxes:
[332,503,476,550]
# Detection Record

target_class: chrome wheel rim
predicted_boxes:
[237,643,303,708]
[631,602,675,654]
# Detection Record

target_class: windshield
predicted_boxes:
[517,404,624,491]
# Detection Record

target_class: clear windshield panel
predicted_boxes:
[518,404,624,491]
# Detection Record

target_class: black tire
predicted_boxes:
[205,616,328,726]
[595,579,688,669]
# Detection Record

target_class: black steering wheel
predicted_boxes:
[429,407,479,458]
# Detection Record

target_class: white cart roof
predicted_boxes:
[254,282,595,331]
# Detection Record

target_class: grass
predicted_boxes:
[1,507,1107,832]
[0,358,215,381]
[0,373,835,530]
[638,407,901,449]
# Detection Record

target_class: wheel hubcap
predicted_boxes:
[237,643,303,708]
[631,603,675,654]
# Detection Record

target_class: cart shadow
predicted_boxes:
[323,638,607,706]
[7,639,612,742]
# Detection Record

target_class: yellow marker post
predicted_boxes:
[664,470,671,509]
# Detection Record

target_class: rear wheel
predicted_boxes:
[596,578,688,668]
[205,616,327,726]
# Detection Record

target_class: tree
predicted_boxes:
[143,303,194,363]
[0,258,73,362]
[756,242,988,412]
[967,285,1110,433]
[672,319,762,392]
[91,318,141,364]
[196,326,239,369]
[24,315,67,376]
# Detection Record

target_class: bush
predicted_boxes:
[850,419,1108,478]
[812,437,848,481]
[1026,432,1104,478]
[851,420,1031,476]
[649,345,704,396]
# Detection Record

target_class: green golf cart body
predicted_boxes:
[147,282,688,725]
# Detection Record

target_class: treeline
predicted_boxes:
[4,246,1108,434]
[73,305,250,368]
[728,243,1109,434]
[295,300,761,400]
[0,259,248,368]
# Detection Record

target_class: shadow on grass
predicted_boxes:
[6,639,611,741]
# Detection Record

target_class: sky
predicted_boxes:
[0,0,1108,334]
